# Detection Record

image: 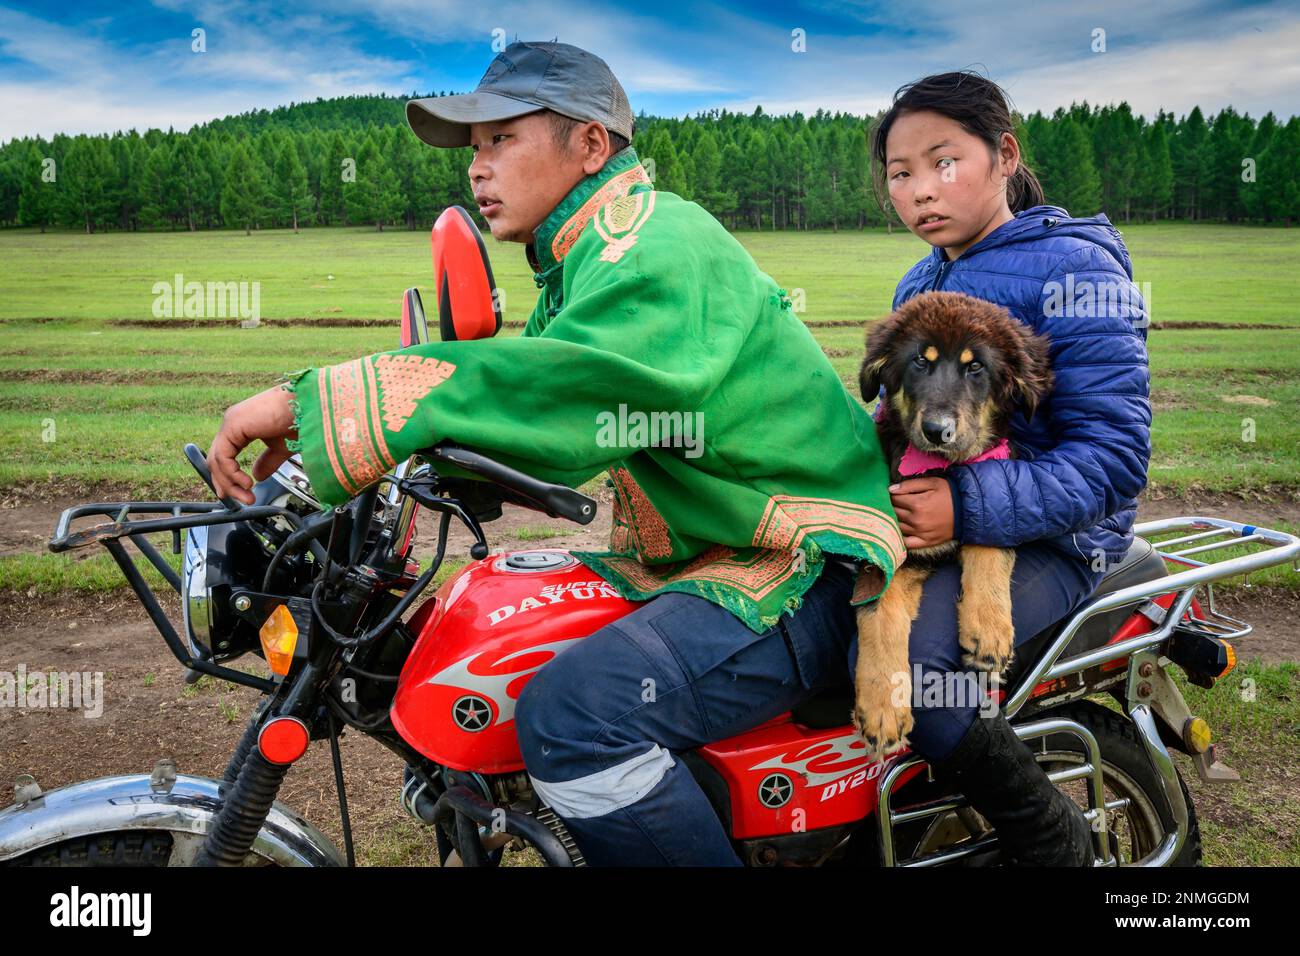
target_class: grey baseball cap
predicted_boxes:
[406,41,635,149]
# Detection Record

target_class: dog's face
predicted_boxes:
[860,291,1052,463]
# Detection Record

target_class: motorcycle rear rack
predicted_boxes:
[875,515,1300,867]
[1005,516,1300,718]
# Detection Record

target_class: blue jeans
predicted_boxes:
[514,543,1102,866]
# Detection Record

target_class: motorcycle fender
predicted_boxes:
[0,772,344,867]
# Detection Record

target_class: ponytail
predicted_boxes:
[1006,164,1045,213]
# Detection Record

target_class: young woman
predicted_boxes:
[861,71,1152,865]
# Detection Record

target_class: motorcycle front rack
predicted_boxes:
[48,499,305,693]
[874,515,1300,868]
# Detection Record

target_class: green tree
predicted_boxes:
[139,141,181,228]
[1173,106,1210,219]
[346,135,403,230]
[272,143,311,232]
[173,137,210,231]
[1092,103,1139,220]
[642,128,686,196]
[320,132,348,225]
[17,143,57,232]
[1135,121,1173,221]
[1256,117,1300,224]
[59,137,116,233]
[1043,117,1102,215]
[690,128,723,212]
[1241,113,1278,222]
[220,143,267,234]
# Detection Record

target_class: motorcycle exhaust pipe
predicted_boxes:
[401,778,575,867]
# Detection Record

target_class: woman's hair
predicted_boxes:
[868,71,1045,217]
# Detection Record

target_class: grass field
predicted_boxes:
[3,222,1298,326]
[0,223,1296,495]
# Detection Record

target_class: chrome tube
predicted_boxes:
[877,717,1108,867]
[1128,704,1186,867]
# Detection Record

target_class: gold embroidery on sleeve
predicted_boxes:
[609,465,673,560]
[374,353,457,433]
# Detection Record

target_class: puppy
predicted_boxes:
[851,291,1052,757]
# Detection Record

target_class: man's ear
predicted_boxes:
[579,121,612,175]
[859,311,901,402]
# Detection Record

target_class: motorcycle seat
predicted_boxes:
[788,537,1168,730]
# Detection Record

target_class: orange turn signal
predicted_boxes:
[258,604,299,676]
[1221,642,1237,678]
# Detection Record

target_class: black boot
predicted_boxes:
[929,711,1095,867]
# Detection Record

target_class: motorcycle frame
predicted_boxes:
[19,476,583,867]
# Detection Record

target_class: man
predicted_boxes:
[210,42,1107,868]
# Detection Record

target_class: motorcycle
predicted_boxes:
[4,211,1297,868]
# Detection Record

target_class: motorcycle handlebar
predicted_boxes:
[422,443,597,526]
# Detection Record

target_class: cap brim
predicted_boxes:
[406,92,545,148]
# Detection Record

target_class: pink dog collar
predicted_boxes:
[875,395,1011,476]
[898,439,1010,477]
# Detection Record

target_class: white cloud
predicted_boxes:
[0,0,1295,142]
[704,0,1300,120]
[0,2,419,140]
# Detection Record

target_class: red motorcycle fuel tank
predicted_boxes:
[391,550,639,773]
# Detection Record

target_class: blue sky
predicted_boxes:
[1,0,1296,140]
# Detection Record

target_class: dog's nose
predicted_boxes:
[921,417,957,446]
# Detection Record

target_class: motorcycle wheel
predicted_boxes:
[1034,699,1202,866]
[909,699,1202,867]
[3,831,174,867]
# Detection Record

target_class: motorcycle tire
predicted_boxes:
[3,831,173,867]
[1033,699,1202,867]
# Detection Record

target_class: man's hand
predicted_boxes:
[208,385,298,505]
[889,476,955,550]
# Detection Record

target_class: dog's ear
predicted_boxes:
[1005,324,1054,419]
[860,311,903,402]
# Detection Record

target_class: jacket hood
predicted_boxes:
[927,204,1134,278]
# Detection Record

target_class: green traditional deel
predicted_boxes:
[285,146,904,632]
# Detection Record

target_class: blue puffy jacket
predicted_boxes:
[891,204,1152,569]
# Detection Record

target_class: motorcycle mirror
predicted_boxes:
[400,287,429,348]
[430,205,501,342]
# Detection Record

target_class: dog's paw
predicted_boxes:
[851,692,914,758]
[958,630,1014,674]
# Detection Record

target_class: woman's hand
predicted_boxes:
[890,476,955,550]
[207,385,298,505]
